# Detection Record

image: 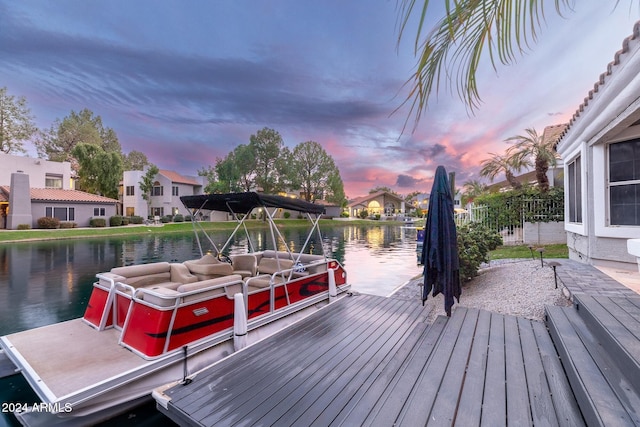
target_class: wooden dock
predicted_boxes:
[157,293,582,426]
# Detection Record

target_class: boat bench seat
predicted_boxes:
[259,250,327,275]
[249,258,295,288]
[102,262,199,291]
[142,274,244,306]
[184,254,233,280]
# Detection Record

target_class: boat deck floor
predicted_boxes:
[2,319,144,400]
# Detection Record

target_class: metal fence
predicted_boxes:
[455,199,564,246]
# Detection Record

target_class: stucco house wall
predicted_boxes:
[556,21,640,269]
[122,169,204,219]
[0,153,72,190]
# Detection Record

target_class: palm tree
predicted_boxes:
[505,127,559,192]
[396,0,579,127]
[461,180,487,204]
[479,153,529,190]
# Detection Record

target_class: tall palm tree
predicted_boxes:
[396,0,579,127]
[479,152,529,189]
[506,127,559,192]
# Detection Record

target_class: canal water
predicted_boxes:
[0,224,421,426]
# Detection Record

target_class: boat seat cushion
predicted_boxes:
[232,254,257,278]
[257,258,294,275]
[109,262,172,288]
[170,263,198,284]
[184,254,233,278]
[177,274,243,303]
[143,286,180,307]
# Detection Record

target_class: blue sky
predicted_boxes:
[1,1,638,197]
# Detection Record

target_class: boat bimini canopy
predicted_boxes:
[180,192,327,260]
[181,192,325,215]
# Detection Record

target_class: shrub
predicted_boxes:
[173,214,184,222]
[121,217,130,226]
[37,216,60,229]
[185,215,192,222]
[358,209,368,219]
[59,222,77,229]
[283,211,291,219]
[109,215,123,227]
[161,215,172,223]
[90,218,107,227]
[374,214,381,220]
[457,223,503,282]
[129,215,143,224]
[17,224,31,230]
[340,211,350,218]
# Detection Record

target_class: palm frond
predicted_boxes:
[397,0,575,130]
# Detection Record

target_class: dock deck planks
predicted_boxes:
[159,294,583,426]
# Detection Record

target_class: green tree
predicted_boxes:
[139,164,159,218]
[479,153,529,190]
[36,108,121,172]
[71,143,123,198]
[0,87,37,154]
[290,141,343,202]
[122,150,149,171]
[250,127,286,194]
[506,128,559,192]
[397,0,575,126]
[326,171,347,206]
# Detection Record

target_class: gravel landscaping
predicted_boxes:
[390,259,571,323]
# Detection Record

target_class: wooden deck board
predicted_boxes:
[530,321,585,427]
[504,315,532,426]
[455,309,491,426]
[546,305,635,426]
[268,300,425,426]
[182,295,396,422]
[518,316,559,426]
[428,308,481,425]
[160,299,583,427]
[480,313,506,426]
[338,316,448,426]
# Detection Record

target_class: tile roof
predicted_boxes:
[1,186,117,204]
[159,169,202,186]
[542,123,568,147]
[558,21,640,142]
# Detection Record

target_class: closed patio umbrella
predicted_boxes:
[421,166,461,316]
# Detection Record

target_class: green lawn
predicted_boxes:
[0,219,400,243]
[489,243,568,260]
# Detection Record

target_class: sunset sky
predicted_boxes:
[1,1,638,198]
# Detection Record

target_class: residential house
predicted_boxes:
[556,21,640,269]
[122,169,205,219]
[0,153,117,229]
[348,191,407,218]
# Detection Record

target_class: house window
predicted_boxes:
[125,207,135,216]
[126,186,135,196]
[93,207,106,217]
[152,185,163,196]
[45,174,63,189]
[609,139,640,226]
[172,186,179,196]
[45,206,75,221]
[567,156,582,223]
[151,207,164,217]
